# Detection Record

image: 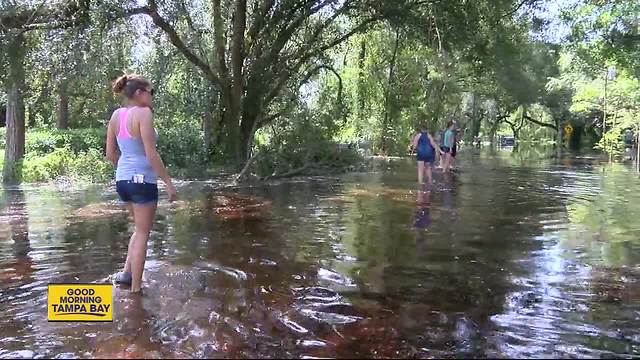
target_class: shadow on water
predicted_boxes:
[0,147,639,358]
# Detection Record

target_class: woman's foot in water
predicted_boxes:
[114,271,132,285]
[130,288,144,295]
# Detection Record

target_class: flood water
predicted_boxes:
[0,150,639,358]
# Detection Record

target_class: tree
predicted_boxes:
[109,0,387,163]
[0,0,90,183]
[111,0,540,163]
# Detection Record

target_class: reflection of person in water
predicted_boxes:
[441,173,457,215]
[94,292,154,358]
[1,189,33,287]
[414,190,431,250]
[414,190,431,230]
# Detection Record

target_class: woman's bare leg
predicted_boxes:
[425,163,433,184]
[123,204,135,274]
[444,153,452,172]
[130,203,157,292]
[417,161,425,184]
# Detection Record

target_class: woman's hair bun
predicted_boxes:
[112,74,129,94]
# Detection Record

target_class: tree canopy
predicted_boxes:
[0,0,638,182]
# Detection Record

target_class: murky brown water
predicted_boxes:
[0,150,639,358]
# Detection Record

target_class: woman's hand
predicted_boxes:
[166,182,177,202]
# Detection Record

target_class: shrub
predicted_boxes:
[5,124,209,182]
[154,117,209,169]
[69,149,113,183]
[21,147,112,183]
[253,111,362,178]
[26,128,106,156]
[22,148,74,182]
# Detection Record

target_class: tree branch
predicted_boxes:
[178,0,211,67]
[231,0,247,101]
[499,0,529,21]
[258,110,284,128]
[0,0,90,33]
[144,0,221,86]
[234,153,259,183]
[212,0,230,89]
[262,163,312,180]
[523,114,558,130]
[263,16,379,108]
[246,0,275,49]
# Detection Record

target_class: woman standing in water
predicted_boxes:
[409,123,443,184]
[450,121,459,170]
[105,74,177,293]
[440,121,456,172]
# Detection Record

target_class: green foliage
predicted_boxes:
[21,147,112,183]
[564,0,640,76]
[154,115,211,177]
[254,108,361,177]
[1,124,211,182]
[5,0,640,184]
[25,128,106,155]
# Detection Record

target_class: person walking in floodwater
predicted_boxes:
[450,121,459,170]
[105,74,177,293]
[409,123,443,184]
[440,121,456,172]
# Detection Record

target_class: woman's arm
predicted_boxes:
[138,108,170,183]
[105,113,119,166]
[138,108,177,200]
[428,134,444,155]
[409,133,419,151]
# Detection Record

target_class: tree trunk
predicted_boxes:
[239,90,261,162]
[381,28,400,154]
[470,94,481,140]
[221,98,242,162]
[357,39,366,124]
[3,34,27,184]
[57,82,69,129]
[27,82,49,128]
[203,89,220,156]
[203,108,215,155]
[488,124,497,146]
[213,92,225,149]
[556,119,563,158]
[230,0,247,163]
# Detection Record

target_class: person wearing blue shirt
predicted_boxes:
[409,123,444,184]
[440,121,456,172]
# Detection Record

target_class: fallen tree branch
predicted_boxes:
[261,162,314,181]
[234,153,259,183]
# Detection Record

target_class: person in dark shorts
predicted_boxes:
[450,121,459,169]
[105,74,177,293]
[440,121,455,172]
[408,123,444,184]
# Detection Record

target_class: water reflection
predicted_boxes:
[414,190,431,251]
[0,188,32,287]
[0,151,638,358]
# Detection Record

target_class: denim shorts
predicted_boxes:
[116,180,158,204]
